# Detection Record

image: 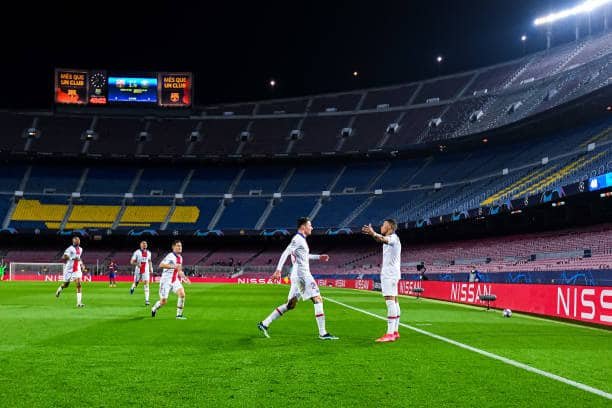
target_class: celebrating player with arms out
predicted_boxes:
[55,236,86,308]
[130,241,153,305]
[258,217,339,340]
[151,240,190,319]
[362,219,402,342]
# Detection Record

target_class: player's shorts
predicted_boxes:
[288,274,320,301]
[63,271,83,282]
[109,273,116,279]
[134,272,150,282]
[159,277,183,299]
[381,277,400,297]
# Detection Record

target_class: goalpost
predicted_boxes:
[9,263,65,281]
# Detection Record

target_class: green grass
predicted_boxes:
[0,282,610,407]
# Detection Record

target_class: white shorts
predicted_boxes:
[159,278,183,299]
[381,278,399,297]
[134,272,150,282]
[288,274,320,301]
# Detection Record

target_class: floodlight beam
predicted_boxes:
[534,0,611,26]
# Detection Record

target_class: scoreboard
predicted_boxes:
[55,70,87,105]
[55,69,192,108]
[159,73,192,107]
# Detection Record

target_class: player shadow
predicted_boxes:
[125,316,147,321]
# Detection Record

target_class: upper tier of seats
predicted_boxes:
[1,32,610,158]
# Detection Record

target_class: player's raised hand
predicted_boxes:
[320,254,330,262]
[361,224,375,236]
[272,270,282,280]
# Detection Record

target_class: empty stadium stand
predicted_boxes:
[0,113,609,232]
[0,31,609,234]
[0,31,608,161]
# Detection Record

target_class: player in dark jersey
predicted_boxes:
[108,260,118,287]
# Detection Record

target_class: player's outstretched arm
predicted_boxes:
[361,224,390,244]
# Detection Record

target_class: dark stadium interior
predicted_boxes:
[0,0,608,286]
[1,3,611,406]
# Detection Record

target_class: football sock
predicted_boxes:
[386,300,397,335]
[314,302,326,336]
[395,301,401,333]
[177,297,185,316]
[262,303,288,327]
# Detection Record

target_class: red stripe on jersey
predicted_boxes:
[139,250,147,273]
[315,313,324,318]
[275,308,283,316]
[72,246,81,272]
[172,254,182,283]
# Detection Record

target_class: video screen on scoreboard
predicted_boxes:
[55,70,88,105]
[159,73,192,107]
[108,76,158,104]
[55,69,192,107]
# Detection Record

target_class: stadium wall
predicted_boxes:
[6,273,611,326]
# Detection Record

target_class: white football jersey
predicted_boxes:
[381,233,401,280]
[160,252,183,282]
[131,249,152,274]
[276,233,320,278]
[63,245,84,274]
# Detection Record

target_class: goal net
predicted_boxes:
[9,263,65,281]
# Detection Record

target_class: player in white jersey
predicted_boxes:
[362,219,402,342]
[258,217,339,340]
[55,236,86,308]
[130,240,153,305]
[151,240,190,319]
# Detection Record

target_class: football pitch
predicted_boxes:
[0,282,610,407]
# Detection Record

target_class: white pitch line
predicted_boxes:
[324,296,612,400]
[326,287,608,332]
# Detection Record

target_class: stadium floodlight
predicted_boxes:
[436,55,443,63]
[521,35,527,42]
[534,0,612,26]
[269,79,276,87]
